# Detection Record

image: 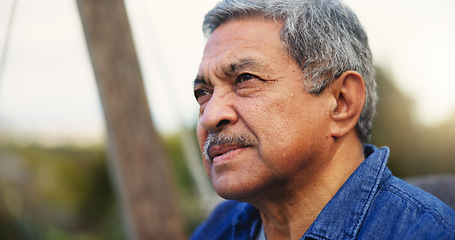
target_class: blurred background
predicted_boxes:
[0,0,454,239]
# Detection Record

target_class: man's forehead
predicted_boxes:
[203,18,283,54]
[195,18,288,85]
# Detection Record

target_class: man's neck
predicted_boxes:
[253,134,365,239]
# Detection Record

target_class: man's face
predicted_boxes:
[194,18,333,201]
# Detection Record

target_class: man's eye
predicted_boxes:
[194,89,212,102]
[236,73,259,83]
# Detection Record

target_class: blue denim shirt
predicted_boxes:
[191,145,455,239]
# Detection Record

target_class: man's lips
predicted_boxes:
[208,144,246,161]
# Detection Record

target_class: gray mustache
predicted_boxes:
[203,132,255,160]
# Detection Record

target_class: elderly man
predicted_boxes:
[191,0,455,239]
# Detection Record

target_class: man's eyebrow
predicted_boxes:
[193,76,206,87]
[193,58,265,86]
[226,58,263,75]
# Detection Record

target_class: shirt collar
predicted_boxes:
[303,144,391,240]
[233,202,262,239]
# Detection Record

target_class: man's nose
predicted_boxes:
[199,91,238,131]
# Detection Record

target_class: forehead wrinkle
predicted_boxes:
[195,58,217,87]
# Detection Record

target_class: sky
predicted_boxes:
[0,0,454,146]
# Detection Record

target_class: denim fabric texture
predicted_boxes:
[190,145,455,240]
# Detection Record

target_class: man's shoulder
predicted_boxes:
[190,200,245,240]
[380,175,455,221]
[362,175,455,239]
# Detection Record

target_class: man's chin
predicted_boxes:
[213,183,258,202]
[215,191,250,202]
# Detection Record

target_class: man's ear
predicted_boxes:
[329,71,366,139]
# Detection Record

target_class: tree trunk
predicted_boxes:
[76,0,185,239]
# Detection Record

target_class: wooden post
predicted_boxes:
[76,0,185,239]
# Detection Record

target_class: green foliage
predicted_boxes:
[162,131,206,235]
[163,134,195,193]
[0,129,207,239]
[0,144,123,240]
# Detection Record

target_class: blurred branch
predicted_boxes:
[0,0,18,84]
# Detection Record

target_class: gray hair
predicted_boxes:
[203,0,377,143]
